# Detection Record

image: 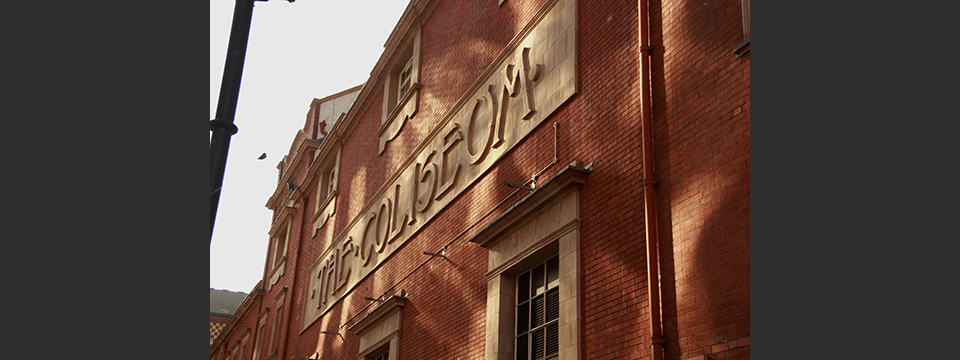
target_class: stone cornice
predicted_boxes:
[347,295,408,335]
[266,137,322,208]
[469,164,591,248]
[268,206,295,236]
[273,286,288,300]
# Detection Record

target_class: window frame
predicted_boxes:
[397,56,414,103]
[515,255,561,360]
[365,342,392,360]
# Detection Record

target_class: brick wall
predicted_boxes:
[233,0,750,359]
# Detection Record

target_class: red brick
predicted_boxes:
[214,0,749,359]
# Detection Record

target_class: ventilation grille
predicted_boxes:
[518,302,529,333]
[517,334,528,360]
[546,323,559,356]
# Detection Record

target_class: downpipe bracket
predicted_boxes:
[210,118,239,135]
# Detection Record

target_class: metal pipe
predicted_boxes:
[210,0,259,242]
[638,0,665,359]
[279,197,306,360]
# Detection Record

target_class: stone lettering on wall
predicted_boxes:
[302,0,577,331]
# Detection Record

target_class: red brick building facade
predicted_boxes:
[211,288,250,345]
[211,0,749,359]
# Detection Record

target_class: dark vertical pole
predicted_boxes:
[210,0,257,242]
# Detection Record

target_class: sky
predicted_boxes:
[210,0,411,293]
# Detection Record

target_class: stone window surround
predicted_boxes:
[470,165,590,360]
[347,295,408,360]
[231,341,240,360]
[311,144,341,237]
[269,288,287,356]
[515,254,561,359]
[239,330,250,360]
[268,209,293,291]
[377,27,422,155]
[253,306,270,360]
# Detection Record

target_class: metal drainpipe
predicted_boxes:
[638,0,665,359]
[210,0,295,242]
[211,0,258,242]
[279,196,306,360]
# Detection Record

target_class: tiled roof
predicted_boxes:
[210,321,227,345]
[210,288,248,318]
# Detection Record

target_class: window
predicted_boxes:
[272,227,287,269]
[311,145,341,236]
[240,332,250,360]
[470,165,589,360]
[397,57,414,103]
[315,153,338,203]
[326,169,336,197]
[378,28,422,154]
[347,295,407,360]
[270,289,286,356]
[366,343,391,360]
[382,30,420,123]
[216,345,227,360]
[252,308,269,360]
[516,256,560,360]
[268,212,292,290]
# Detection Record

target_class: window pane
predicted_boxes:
[517,302,529,334]
[532,263,545,295]
[518,272,530,302]
[532,328,545,360]
[532,295,544,328]
[546,256,559,289]
[546,288,559,322]
[546,323,559,356]
[516,333,528,360]
[274,236,286,265]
